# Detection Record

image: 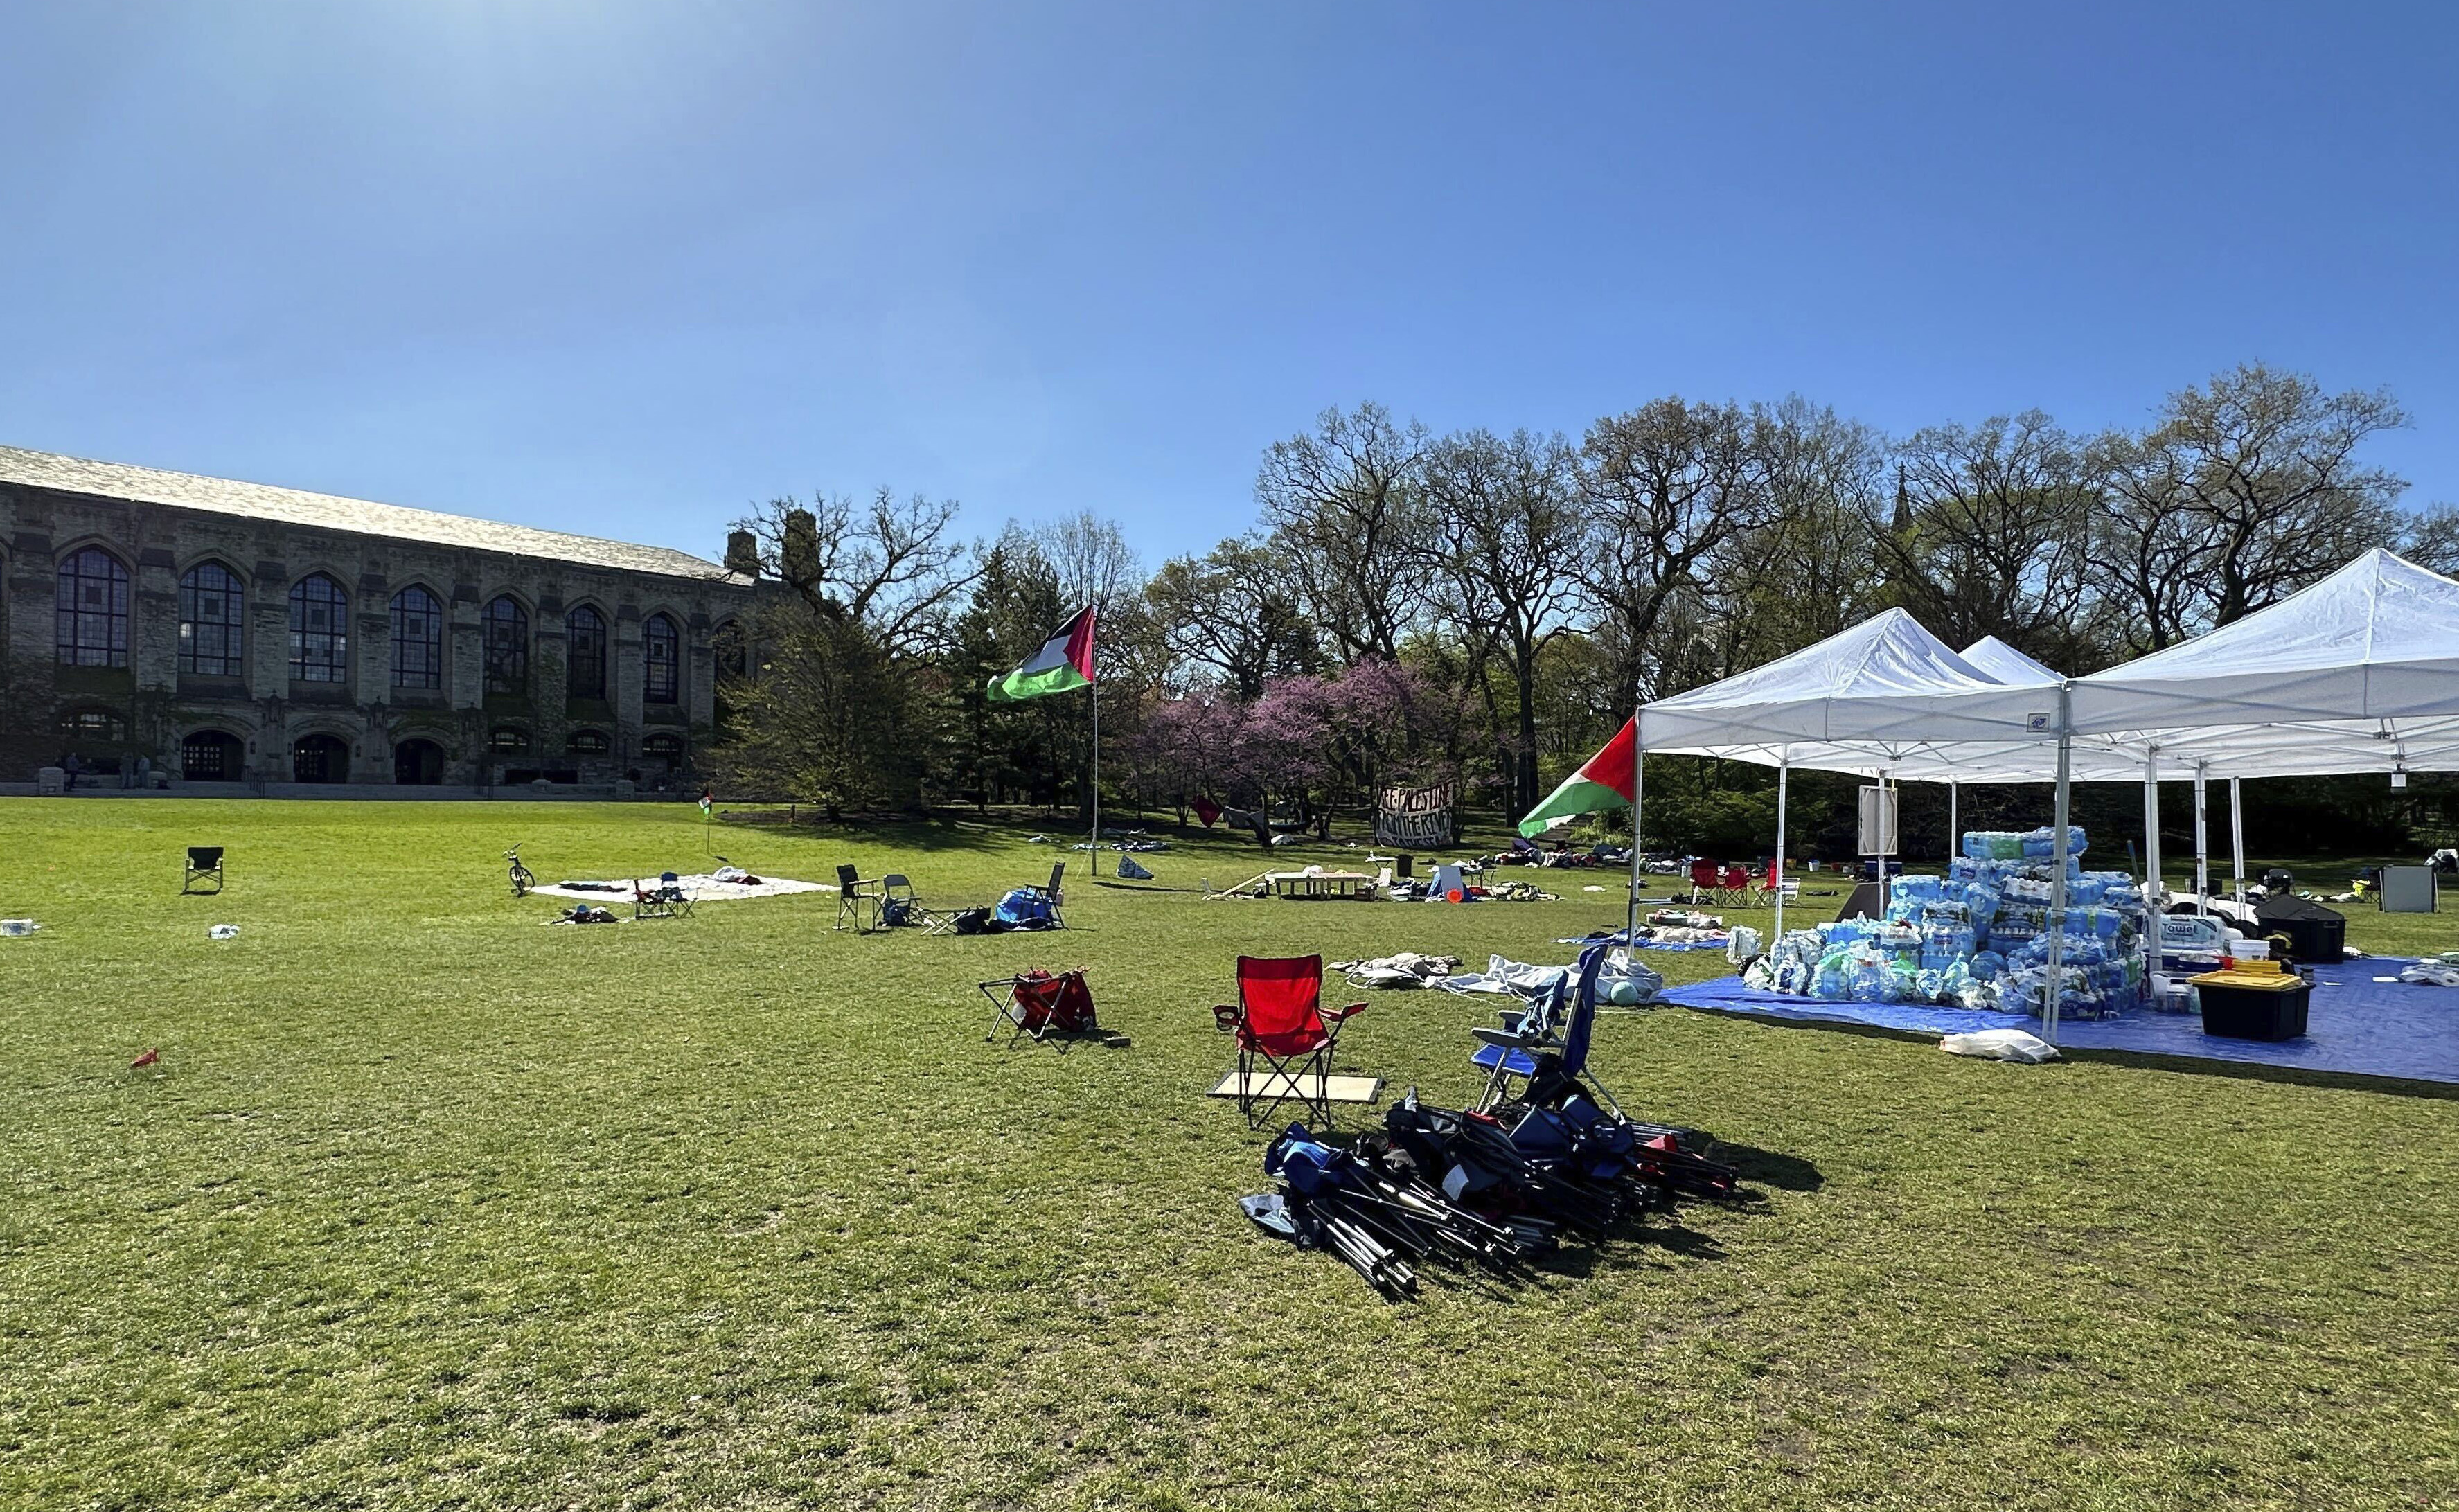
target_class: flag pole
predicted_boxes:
[1088,673,1101,880]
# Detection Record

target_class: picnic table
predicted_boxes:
[1268,869,1381,901]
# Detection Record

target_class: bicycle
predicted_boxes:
[506,845,535,898]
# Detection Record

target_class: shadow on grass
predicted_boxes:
[1718,1143,1825,1192]
[2056,1045,2459,1101]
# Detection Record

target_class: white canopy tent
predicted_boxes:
[1606,553,2459,1038]
[1620,611,2142,945]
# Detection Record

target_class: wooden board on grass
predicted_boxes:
[1207,1071,1384,1103]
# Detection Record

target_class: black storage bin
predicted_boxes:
[2256,896,2348,965]
[2196,977,2311,1041]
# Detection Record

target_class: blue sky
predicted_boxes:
[4,2,2455,567]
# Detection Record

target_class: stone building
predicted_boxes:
[0,445,761,792]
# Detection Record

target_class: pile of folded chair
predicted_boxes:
[1242,944,1745,1296]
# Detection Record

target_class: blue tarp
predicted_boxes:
[1662,958,2459,1085]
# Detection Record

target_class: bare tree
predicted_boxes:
[737,488,978,655]
[1033,510,1144,619]
[1419,427,1588,814]
[1708,398,1888,669]
[1577,397,1776,701]
[1254,402,1430,663]
[2102,364,2406,637]
[2402,502,2459,578]
[1142,536,1318,697]
[1878,411,2102,664]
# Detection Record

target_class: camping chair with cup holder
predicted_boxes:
[634,871,694,920]
[183,846,225,896]
[980,968,1101,1050]
[1212,954,1367,1129]
[1015,862,1068,927]
[835,864,884,932]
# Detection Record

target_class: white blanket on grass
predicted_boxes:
[531,873,830,904]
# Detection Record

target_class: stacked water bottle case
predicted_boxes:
[1742,826,2149,1019]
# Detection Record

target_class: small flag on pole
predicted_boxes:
[986,607,1097,704]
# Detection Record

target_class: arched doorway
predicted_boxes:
[292,733,350,783]
[181,729,244,782]
[393,738,445,785]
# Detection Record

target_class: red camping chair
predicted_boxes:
[1687,859,1720,905]
[981,969,1099,1050]
[1214,955,1365,1129]
[1718,864,1753,907]
[1762,860,1792,907]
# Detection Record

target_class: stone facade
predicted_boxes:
[0,447,761,791]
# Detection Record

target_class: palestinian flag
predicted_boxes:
[987,607,1097,704]
[1516,716,1637,836]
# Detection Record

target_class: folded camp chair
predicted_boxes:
[182,846,224,896]
[980,968,1099,1050]
[1687,858,1719,905]
[1213,954,1365,1129]
[1015,862,1067,927]
[835,864,883,932]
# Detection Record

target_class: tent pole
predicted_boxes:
[2230,776,2246,907]
[1626,706,1644,948]
[1878,768,1892,918]
[1948,780,1959,862]
[2192,763,2210,916]
[2143,751,2162,907]
[2046,684,2073,1042]
[1773,755,1790,940]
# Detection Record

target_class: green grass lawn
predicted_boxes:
[3,801,2456,1511]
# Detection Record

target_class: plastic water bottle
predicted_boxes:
[1,919,37,937]
[209,924,239,940]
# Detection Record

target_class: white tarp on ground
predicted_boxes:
[531,873,830,904]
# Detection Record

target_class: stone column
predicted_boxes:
[133,546,177,693]
[533,591,569,763]
[449,586,483,712]
[249,556,290,779]
[686,610,716,731]
[355,570,392,781]
[613,604,643,772]
[2,528,58,779]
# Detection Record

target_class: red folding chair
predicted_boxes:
[1213,955,1365,1128]
[1687,858,1720,905]
[1719,864,1752,907]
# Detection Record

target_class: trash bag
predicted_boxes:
[1117,855,1154,880]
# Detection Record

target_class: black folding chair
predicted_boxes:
[835,864,883,932]
[183,846,224,895]
[880,873,927,928]
[1016,862,1068,928]
[634,871,694,920]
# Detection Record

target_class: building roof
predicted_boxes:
[0,444,740,582]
